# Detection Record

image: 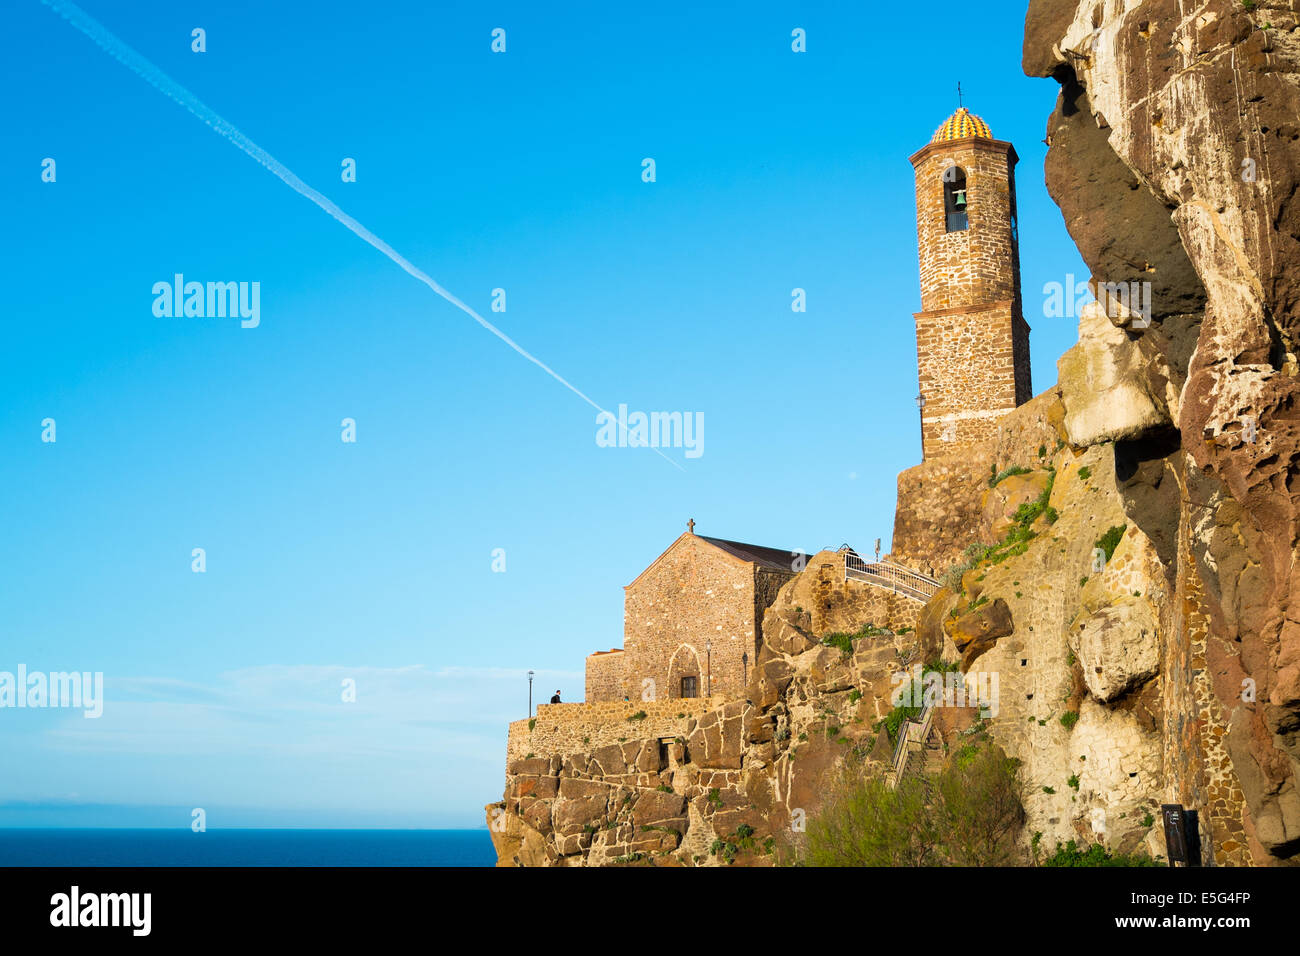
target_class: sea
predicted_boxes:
[0,829,496,867]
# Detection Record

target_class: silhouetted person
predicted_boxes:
[550,690,561,704]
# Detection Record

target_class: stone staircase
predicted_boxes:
[886,706,937,789]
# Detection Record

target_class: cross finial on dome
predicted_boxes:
[957,81,963,109]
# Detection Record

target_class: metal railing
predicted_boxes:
[843,554,941,602]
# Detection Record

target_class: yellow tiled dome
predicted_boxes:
[931,107,992,143]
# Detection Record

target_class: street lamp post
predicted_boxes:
[528,670,534,717]
[705,640,712,698]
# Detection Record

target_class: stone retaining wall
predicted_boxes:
[507,697,722,766]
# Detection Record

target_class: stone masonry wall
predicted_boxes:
[911,136,1030,461]
[802,549,921,634]
[912,138,1021,312]
[1164,462,1251,865]
[623,535,783,702]
[585,650,625,703]
[506,697,720,765]
[891,454,990,574]
[916,301,1024,458]
[894,388,1066,573]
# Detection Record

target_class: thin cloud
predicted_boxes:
[41,0,684,470]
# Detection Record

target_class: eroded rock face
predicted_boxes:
[1024,0,1300,862]
[1058,303,1172,446]
[1070,596,1160,703]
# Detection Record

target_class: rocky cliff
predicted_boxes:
[1023,0,1300,863]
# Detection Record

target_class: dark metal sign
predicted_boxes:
[1161,804,1202,866]
[1162,804,1187,863]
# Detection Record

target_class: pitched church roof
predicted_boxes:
[697,536,800,572]
[931,107,992,143]
[624,527,804,589]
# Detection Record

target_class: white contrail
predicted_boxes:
[40,0,683,470]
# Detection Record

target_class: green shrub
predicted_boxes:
[822,632,854,656]
[1060,710,1079,730]
[799,742,1024,866]
[1077,465,1092,481]
[1095,524,1127,563]
[945,471,1057,588]
[821,622,887,657]
[1039,839,1161,867]
[626,710,648,722]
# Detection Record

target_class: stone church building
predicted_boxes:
[581,106,1030,705]
[585,523,800,703]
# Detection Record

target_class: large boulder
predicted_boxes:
[631,789,686,829]
[1057,304,1171,447]
[944,598,1015,655]
[1069,597,1160,702]
[687,700,746,769]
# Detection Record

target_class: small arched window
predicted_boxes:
[943,166,968,232]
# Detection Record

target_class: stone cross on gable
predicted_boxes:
[687,519,695,534]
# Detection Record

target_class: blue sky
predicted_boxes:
[0,0,1088,827]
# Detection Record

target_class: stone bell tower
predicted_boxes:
[910,107,1031,460]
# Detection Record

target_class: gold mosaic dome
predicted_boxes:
[931,107,992,143]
